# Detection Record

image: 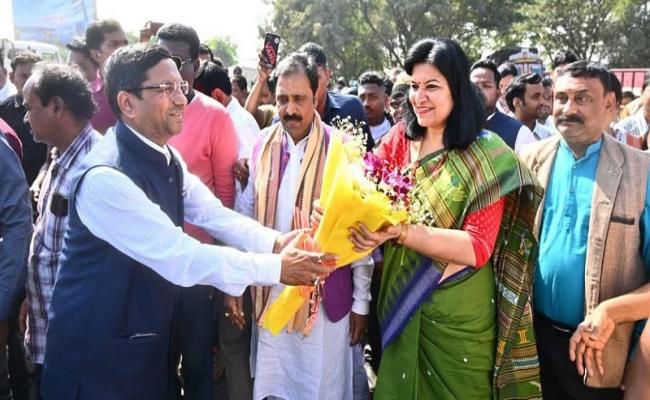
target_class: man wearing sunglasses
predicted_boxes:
[155,23,241,399]
[39,43,333,400]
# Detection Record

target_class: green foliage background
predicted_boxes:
[260,0,649,79]
[205,36,239,67]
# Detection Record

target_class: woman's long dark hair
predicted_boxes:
[403,38,485,150]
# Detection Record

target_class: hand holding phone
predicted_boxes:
[262,33,281,69]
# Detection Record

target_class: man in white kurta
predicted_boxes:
[234,53,373,400]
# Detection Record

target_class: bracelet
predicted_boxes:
[396,223,409,245]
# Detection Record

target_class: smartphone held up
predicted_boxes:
[262,32,281,69]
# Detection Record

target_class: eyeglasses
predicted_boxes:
[127,80,189,97]
[171,56,195,70]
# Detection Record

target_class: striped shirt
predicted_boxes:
[25,123,101,364]
[614,111,649,137]
[533,121,555,141]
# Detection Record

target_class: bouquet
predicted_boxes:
[262,118,413,335]
[314,122,412,266]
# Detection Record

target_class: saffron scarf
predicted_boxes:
[252,114,330,333]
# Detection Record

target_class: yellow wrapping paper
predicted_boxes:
[314,132,407,266]
[262,286,312,335]
[262,131,408,335]
[262,234,316,335]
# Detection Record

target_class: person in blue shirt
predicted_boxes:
[520,60,650,399]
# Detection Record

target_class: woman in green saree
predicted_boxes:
[349,38,544,399]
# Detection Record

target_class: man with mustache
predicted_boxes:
[520,60,650,399]
[39,43,332,399]
[234,52,373,400]
[22,63,102,398]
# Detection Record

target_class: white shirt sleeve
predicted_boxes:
[514,125,537,154]
[232,110,261,160]
[234,144,256,217]
[170,145,274,251]
[350,255,374,315]
[181,167,275,253]
[75,166,282,296]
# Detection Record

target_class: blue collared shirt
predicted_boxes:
[535,138,650,327]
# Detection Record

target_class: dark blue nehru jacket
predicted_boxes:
[486,109,525,150]
[41,121,184,399]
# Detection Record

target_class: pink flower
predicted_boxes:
[362,152,413,208]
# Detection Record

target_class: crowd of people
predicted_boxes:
[0,17,649,400]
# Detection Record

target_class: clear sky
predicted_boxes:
[96,0,270,67]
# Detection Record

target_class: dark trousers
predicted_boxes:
[0,349,10,400]
[172,285,215,400]
[0,292,29,400]
[28,364,41,400]
[218,288,253,400]
[534,314,624,400]
[366,271,382,374]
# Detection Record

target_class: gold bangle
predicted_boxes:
[396,223,408,245]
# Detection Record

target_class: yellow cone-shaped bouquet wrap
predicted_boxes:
[262,285,313,335]
[314,131,408,266]
[262,129,410,335]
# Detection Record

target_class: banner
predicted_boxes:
[12,0,96,44]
